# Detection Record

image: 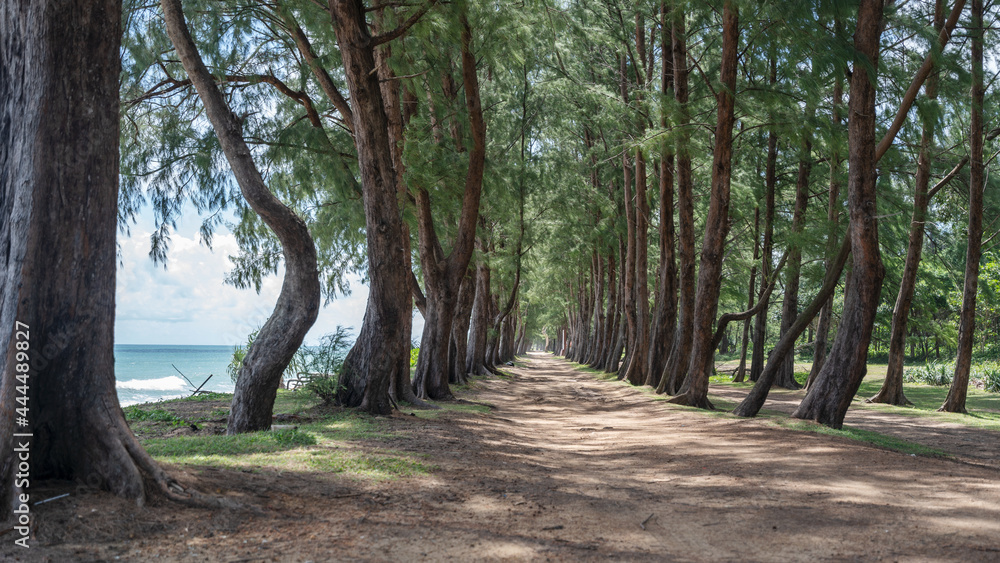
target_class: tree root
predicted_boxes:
[866,390,912,406]
[666,392,715,410]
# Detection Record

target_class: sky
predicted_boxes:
[115,204,424,346]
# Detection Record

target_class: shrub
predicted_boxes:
[903,362,953,386]
[973,363,1000,393]
[229,326,353,391]
[303,375,341,405]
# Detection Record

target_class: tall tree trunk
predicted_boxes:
[646,3,676,388]
[626,147,651,385]
[941,0,984,414]
[600,254,621,371]
[735,207,760,382]
[371,12,424,408]
[668,1,738,409]
[774,106,814,391]
[808,62,845,387]
[791,0,886,429]
[1,0,191,516]
[411,15,486,400]
[618,55,637,381]
[330,0,412,415]
[749,56,778,383]
[161,0,321,433]
[658,5,694,395]
[872,2,947,406]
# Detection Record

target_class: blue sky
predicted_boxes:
[115,204,423,346]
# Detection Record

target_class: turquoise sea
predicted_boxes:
[115,344,236,406]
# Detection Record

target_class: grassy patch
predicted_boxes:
[143,428,316,458]
[770,419,948,457]
[403,400,492,419]
[123,406,186,425]
[854,377,1000,432]
[161,392,232,403]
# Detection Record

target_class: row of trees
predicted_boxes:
[531,0,997,426]
[3,0,543,514]
[2,0,997,518]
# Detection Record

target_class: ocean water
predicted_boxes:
[115,345,236,406]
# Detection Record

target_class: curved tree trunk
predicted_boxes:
[941,0,984,414]
[1,0,196,515]
[668,0,738,409]
[734,236,850,417]
[791,0,885,429]
[330,0,412,415]
[161,0,321,434]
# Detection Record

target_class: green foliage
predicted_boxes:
[903,362,953,386]
[303,376,340,406]
[229,326,353,397]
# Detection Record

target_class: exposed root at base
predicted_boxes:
[666,392,715,410]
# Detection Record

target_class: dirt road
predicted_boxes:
[6,352,1000,561]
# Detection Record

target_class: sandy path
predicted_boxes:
[7,352,1000,562]
[354,353,1000,561]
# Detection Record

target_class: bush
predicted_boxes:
[973,363,1000,393]
[229,326,353,392]
[903,362,953,386]
[303,375,340,405]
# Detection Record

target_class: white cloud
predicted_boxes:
[116,204,423,347]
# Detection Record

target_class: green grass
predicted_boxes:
[769,419,949,457]
[123,406,186,425]
[402,399,492,419]
[143,428,316,457]
[161,392,232,403]
[136,393,434,480]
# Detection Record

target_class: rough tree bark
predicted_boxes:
[657,5,695,395]
[411,14,486,400]
[646,1,676,388]
[449,268,476,385]
[0,0,196,516]
[941,0,983,414]
[667,1,738,409]
[791,0,885,429]
[330,0,413,414]
[466,236,492,376]
[161,0,321,434]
